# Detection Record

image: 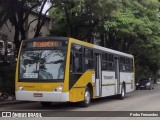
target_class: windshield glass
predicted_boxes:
[140,78,149,82]
[19,50,65,80]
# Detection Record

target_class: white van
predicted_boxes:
[6,42,15,63]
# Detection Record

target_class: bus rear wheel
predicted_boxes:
[80,87,91,107]
[118,84,125,100]
[40,102,52,106]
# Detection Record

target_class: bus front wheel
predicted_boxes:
[40,102,52,107]
[80,87,91,107]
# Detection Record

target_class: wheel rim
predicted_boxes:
[122,87,125,97]
[85,90,90,104]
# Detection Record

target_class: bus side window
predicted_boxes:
[84,48,93,70]
[120,57,125,72]
[70,52,73,72]
[71,52,82,73]
[74,52,82,72]
[70,44,83,73]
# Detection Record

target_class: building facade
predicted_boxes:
[0,7,53,43]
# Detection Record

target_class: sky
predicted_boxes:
[42,1,51,14]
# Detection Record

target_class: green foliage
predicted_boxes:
[49,0,160,78]
[49,0,118,39]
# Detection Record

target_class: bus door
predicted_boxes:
[115,57,120,94]
[94,53,102,97]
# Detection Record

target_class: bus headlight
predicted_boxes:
[146,82,150,86]
[18,86,23,90]
[54,84,63,92]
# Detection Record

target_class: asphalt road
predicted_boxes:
[0,84,160,120]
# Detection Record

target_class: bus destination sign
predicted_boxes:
[33,41,59,47]
[23,40,67,49]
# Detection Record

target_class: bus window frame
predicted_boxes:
[70,43,83,74]
[101,52,115,71]
[83,47,94,70]
[120,56,133,73]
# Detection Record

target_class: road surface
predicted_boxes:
[0,84,160,120]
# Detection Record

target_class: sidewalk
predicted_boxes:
[0,100,24,105]
[0,92,24,105]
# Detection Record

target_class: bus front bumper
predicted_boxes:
[15,91,69,102]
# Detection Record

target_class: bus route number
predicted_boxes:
[33,41,59,47]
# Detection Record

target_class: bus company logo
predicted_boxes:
[2,112,12,117]
[1,112,42,117]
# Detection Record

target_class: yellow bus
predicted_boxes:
[15,37,135,107]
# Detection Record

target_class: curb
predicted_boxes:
[0,100,30,106]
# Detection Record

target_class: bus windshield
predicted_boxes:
[19,49,65,81]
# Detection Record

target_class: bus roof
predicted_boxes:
[23,37,133,58]
[70,38,133,58]
[94,45,133,58]
[23,37,69,42]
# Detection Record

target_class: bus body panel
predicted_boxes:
[16,82,63,91]
[101,71,116,97]
[16,91,69,102]
[120,72,135,92]
[62,39,71,92]
[69,70,95,102]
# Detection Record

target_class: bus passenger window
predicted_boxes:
[70,52,73,72]
[122,64,125,71]
[73,53,82,72]
[74,44,82,52]
[102,62,108,70]
[85,59,93,69]
[84,48,94,70]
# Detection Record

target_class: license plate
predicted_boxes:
[33,93,43,97]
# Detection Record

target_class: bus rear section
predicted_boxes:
[15,37,70,103]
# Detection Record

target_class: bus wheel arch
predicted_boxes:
[86,83,93,99]
[80,83,93,107]
[122,82,126,93]
[118,82,126,100]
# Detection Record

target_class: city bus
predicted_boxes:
[15,37,135,107]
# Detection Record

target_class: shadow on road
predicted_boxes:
[29,95,132,110]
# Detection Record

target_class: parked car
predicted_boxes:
[0,40,5,63]
[136,78,154,90]
[6,42,16,63]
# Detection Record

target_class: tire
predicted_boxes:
[40,102,52,107]
[149,86,152,90]
[118,84,125,100]
[80,87,91,107]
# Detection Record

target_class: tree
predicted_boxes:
[49,0,160,78]
[0,0,54,49]
[49,0,118,42]
[0,0,15,28]
[103,0,160,78]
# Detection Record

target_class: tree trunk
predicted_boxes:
[14,27,20,50]
[100,33,105,47]
[20,28,26,41]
